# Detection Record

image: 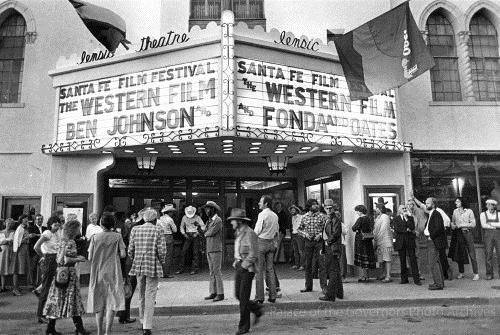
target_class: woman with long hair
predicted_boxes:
[0,218,16,292]
[87,213,126,335]
[43,220,89,335]
[352,205,376,282]
[34,216,62,324]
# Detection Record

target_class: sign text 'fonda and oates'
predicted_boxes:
[236,59,397,140]
[57,59,218,142]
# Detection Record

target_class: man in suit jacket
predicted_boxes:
[393,205,421,286]
[128,208,166,335]
[319,199,344,301]
[203,201,225,302]
[28,214,45,288]
[423,197,448,290]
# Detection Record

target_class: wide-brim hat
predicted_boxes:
[184,205,197,218]
[161,204,176,213]
[376,197,388,205]
[376,203,386,210]
[202,201,221,212]
[226,208,251,222]
[288,204,300,212]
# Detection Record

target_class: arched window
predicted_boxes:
[426,12,462,101]
[0,12,25,103]
[469,12,500,101]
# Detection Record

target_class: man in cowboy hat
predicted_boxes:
[201,201,225,302]
[177,205,206,275]
[481,199,500,280]
[158,204,178,278]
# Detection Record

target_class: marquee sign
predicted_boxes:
[55,58,219,149]
[235,58,398,144]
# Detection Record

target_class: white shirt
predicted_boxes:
[85,224,103,239]
[452,208,476,228]
[291,214,303,234]
[158,214,177,235]
[424,209,434,237]
[481,211,500,229]
[436,208,451,228]
[41,230,61,254]
[254,208,279,240]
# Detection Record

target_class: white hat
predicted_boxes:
[486,199,498,206]
[142,208,158,222]
[184,205,197,218]
[161,204,176,213]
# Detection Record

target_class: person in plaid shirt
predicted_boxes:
[128,208,166,335]
[298,199,327,293]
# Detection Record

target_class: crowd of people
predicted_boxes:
[0,194,498,334]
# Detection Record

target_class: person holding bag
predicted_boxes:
[87,213,126,335]
[43,220,89,335]
[352,205,376,282]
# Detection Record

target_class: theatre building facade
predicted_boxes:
[0,0,498,264]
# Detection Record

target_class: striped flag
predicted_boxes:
[69,0,130,52]
[333,1,434,101]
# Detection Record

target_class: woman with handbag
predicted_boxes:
[34,216,62,324]
[43,220,89,335]
[87,213,126,335]
[352,205,376,282]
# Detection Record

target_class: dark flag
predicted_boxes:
[69,0,130,52]
[333,1,434,101]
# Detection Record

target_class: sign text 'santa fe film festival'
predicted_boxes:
[57,59,219,145]
[236,58,398,142]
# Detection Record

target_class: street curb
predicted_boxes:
[2,297,499,320]
[144,297,500,316]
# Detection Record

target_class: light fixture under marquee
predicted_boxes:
[136,156,157,172]
[264,156,291,176]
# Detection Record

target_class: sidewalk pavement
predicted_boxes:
[1,265,500,320]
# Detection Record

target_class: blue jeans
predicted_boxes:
[255,238,276,300]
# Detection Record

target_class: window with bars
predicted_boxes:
[0,13,25,103]
[468,13,500,101]
[190,0,222,20]
[190,0,264,20]
[426,12,462,101]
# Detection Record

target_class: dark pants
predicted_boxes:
[235,267,260,333]
[483,229,500,277]
[398,246,420,282]
[291,234,304,267]
[427,240,444,288]
[30,253,41,287]
[304,239,324,290]
[117,275,137,322]
[457,230,478,274]
[438,247,450,279]
[163,234,174,276]
[37,254,57,317]
[340,244,347,278]
[325,246,343,300]
[179,235,201,271]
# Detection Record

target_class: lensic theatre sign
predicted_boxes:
[56,58,219,147]
[236,58,398,142]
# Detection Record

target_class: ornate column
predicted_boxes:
[220,10,235,134]
[457,31,475,102]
